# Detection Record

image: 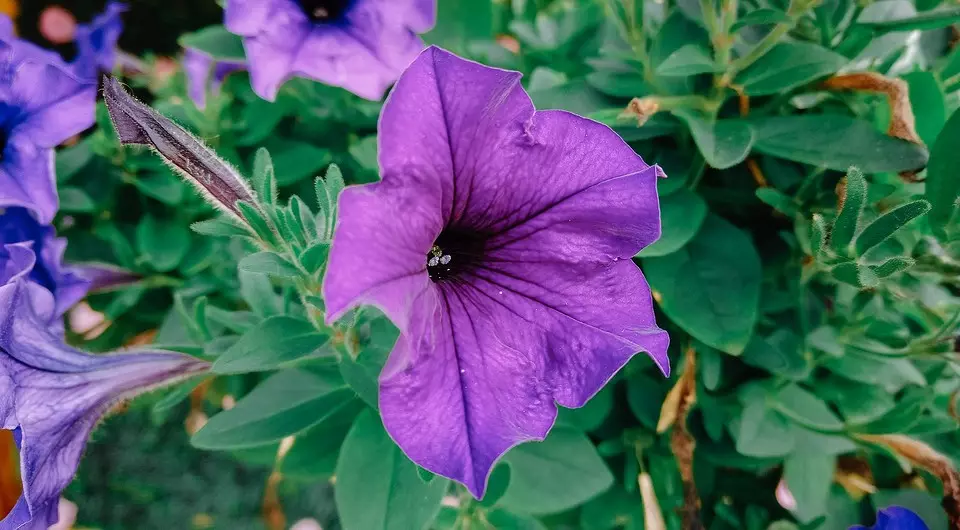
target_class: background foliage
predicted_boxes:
[24,0,960,528]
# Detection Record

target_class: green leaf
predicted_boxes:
[854,200,930,256]
[741,330,810,379]
[212,316,331,374]
[637,189,707,257]
[58,187,96,212]
[279,397,364,480]
[191,370,352,449]
[829,262,880,288]
[239,270,282,317]
[925,107,960,236]
[579,487,644,530]
[349,136,379,171]
[831,168,868,255]
[152,376,205,414]
[857,5,960,32]
[178,25,245,61]
[55,140,93,182]
[737,42,847,96]
[191,216,250,238]
[335,411,449,530]
[674,111,754,169]
[339,316,396,408]
[655,44,717,76]
[300,242,330,273]
[136,215,190,272]
[750,115,929,172]
[556,386,613,432]
[903,72,946,147]
[133,171,185,205]
[730,8,792,31]
[498,427,613,515]
[237,201,278,246]
[756,188,799,216]
[268,140,332,186]
[627,373,669,430]
[238,251,300,278]
[734,400,796,457]
[251,148,277,206]
[871,256,915,278]
[771,384,844,431]
[644,215,762,355]
[484,510,546,530]
[784,452,836,523]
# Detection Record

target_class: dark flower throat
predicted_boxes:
[297,0,353,22]
[427,227,490,282]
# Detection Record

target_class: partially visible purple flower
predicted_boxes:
[0,207,88,317]
[323,47,669,497]
[0,35,96,224]
[0,256,208,530]
[225,0,436,101]
[183,48,244,110]
[851,507,929,530]
[72,2,127,79]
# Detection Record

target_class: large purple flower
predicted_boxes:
[0,251,208,530]
[224,0,436,101]
[323,47,670,497]
[851,507,929,530]
[183,48,245,110]
[0,208,88,318]
[72,2,128,79]
[0,33,96,224]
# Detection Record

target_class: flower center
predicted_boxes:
[0,127,9,162]
[297,0,353,23]
[0,428,21,519]
[426,228,490,282]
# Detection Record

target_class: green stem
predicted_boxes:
[723,0,817,83]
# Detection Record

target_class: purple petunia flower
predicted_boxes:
[72,1,128,79]
[224,0,436,101]
[0,33,96,224]
[0,250,208,530]
[0,207,88,318]
[851,506,930,530]
[183,48,245,110]
[323,47,670,497]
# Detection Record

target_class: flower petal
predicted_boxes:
[73,1,127,79]
[379,47,657,256]
[381,259,668,497]
[323,177,442,328]
[0,280,208,530]
[7,60,96,147]
[0,147,57,225]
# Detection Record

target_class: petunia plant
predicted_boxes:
[3,0,959,529]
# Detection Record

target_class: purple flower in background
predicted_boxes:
[0,259,208,530]
[72,2,128,79]
[851,507,929,530]
[0,208,88,317]
[183,48,244,109]
[324,47,670,497]
[0,35,96,224]
[225,0,436,101]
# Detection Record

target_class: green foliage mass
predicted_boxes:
[57,0,959,528]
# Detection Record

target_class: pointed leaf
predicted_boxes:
[335,411,449,530]
[212,316,332,374]
[191,370,352,449]
[854,200,930,256]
